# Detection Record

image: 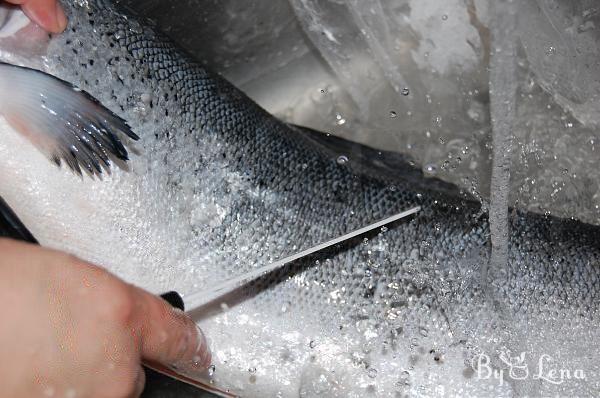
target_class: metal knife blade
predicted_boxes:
[182,206,420,312]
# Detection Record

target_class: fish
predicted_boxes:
[0,1,599,397]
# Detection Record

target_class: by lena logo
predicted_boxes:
[472,351,586,386]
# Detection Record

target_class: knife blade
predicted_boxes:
[180,206,421,312]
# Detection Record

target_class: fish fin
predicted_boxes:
[289,124,466,198]
[0,62,139,177]
[0,196,37,243]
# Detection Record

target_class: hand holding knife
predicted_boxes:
[0,196,419,396]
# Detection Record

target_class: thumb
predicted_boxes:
[128,286,211,372]
[17,0,68,33]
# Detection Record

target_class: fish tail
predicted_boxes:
[0,62,139,178]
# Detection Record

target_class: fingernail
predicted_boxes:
[192,326,212,369]
[55,2,67,33]
[174,326,193,360]
[172,325,212,373]
[134,368,146,396]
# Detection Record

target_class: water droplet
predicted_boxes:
[441,14,448,20]
[401,87,410,96]
[337,155,349,165]
[249,367,257,373]
[141,92,152,104]
[335,114,346,125]
[281,301,291,313]
[546,45,556,55]
[309,340,317,349]
[390,111,398,118]
[425,164,437,175]
[367,367,378,378]
[208,365,216,376]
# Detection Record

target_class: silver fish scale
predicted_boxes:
[6,0,600,396]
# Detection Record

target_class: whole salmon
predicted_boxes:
[0,1,598,396]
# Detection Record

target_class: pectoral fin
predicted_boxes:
[0,62,139,177]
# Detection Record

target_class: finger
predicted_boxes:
[13,0,67,33]
[131,365,146,398]
[129,286,211,372]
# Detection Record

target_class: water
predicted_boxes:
[485,0,517,283]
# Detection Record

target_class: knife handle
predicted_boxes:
[160,291,185,311]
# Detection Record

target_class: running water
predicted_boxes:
[485,0,517,285]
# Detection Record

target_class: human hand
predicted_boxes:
[4,0,67,33]
[0,239,211,398]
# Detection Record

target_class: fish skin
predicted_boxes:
[0,1,599,397]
